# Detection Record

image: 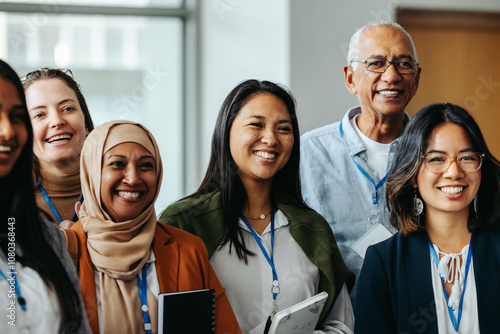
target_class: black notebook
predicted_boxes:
[157,289,215,334]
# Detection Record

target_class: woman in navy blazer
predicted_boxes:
[355,103,500,333]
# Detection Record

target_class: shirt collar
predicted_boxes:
[341,106,409,157]
[341,106,365,157]
[147,249,156,264]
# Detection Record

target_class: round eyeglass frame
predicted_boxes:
[422,153,485,174]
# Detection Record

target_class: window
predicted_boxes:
[0,0,183,6]
[0,1,193,213]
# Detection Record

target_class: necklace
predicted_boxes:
[242,210,272,220]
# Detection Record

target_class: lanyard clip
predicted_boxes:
[272,280,279,294]
[372,192,377,205]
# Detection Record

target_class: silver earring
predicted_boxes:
[413,189,424,216]
[474,196,478,214]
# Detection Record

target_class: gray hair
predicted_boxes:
[347,21,418,66]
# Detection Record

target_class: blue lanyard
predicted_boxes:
[339,122,389,204]
[37,181,62,223]
[428,236,473,333]
[241,205,279,300]
[0,267,27,311]
[137,265,152,334]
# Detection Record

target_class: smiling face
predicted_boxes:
[25,78,88,172]
[229,93,294,188]
[0,76,28,178]
[100,142,157,222]
[345,25,420,120]
[416,123,481,218]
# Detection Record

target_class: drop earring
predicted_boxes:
[413,189,424,216]
[474,196,478,214]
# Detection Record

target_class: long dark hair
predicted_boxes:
[0,60,83,331]
[188,79,305,261]
[21,68,94,182]
[387,103,500,236]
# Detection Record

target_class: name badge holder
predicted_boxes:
[339,122,389,224]
[241,206,278,334]
[137,265,152,334]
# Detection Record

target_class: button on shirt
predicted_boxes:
[300,107,404,305]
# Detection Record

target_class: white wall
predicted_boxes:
[289,0,500,134]
[192,0,290,192]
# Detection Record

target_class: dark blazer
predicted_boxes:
[354,226,500,334]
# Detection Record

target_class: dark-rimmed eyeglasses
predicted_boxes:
[422,152,485,174]
[350,58,419,74]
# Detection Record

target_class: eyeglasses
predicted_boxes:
[422,152,485,174]
[20,68,73,83]
[350,58,419,74]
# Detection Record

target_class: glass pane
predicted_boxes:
[1,12,183,214]
[0,0,183,8]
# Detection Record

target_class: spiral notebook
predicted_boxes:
[157,289,215,334]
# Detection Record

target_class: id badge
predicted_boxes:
[352,223,392,259]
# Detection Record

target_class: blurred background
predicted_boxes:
[0,0,498,214]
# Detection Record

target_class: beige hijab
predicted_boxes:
[79,120,163,334]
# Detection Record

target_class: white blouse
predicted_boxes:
[429,244,480,333]
[210,210,354,334]
[0,249,62,334]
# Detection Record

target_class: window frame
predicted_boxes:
[1,0,199,196]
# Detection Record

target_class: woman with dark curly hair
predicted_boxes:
[355,103,500,333]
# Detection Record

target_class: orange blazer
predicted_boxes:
[71,221,241,334]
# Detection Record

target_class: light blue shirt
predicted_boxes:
[300,106,406,305]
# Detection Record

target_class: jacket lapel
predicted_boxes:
[73,222,100,334]
[472,227,500,331]
[153,223,180,293]
[404,233,439,334]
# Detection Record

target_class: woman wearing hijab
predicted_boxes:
[68,120,240,334]
[0,59,90,333]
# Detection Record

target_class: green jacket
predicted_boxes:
[159,190,355,328]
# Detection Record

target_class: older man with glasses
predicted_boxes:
[300,21,421,306]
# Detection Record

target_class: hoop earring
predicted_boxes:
[413,189,424,216]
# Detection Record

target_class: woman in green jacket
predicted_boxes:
[160,79,354,334]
